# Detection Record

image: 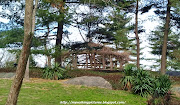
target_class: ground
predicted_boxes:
[0,68,180,104]
[0,78,147,105]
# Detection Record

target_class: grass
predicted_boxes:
[0,79,147,105]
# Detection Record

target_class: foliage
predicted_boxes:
[121,76,133,90]
[132,69,154,97]
[149,25,180,70]
[42,63,67,80]
[148,75,172,105]
[121,64,136,90]
[152,75,172,97]
[5,61,15,68]
[0,1,25,26]
[29,55,37,67]
[0,28,24,48]
[148,91,172,105]
[142,0,180,28]
[124,63,136,76]
[107,9,134,50]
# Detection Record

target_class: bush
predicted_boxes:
[124,64,136,76]
[121,76,133,90]
[43,63,67,80]
[121,64,136,90]
[132,69,154,97]
[152,75,172,97]
[148,75,172,105]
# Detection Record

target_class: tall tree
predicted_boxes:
[149,25,180,71]
[55,0,65,66]
[141,0,179,72]
[6,0,34,104]
[135,0,140,68]
[25,0,38,80]
[39,0,71,66]
[160,0,171,74]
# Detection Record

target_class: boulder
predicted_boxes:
[63,76,112,89]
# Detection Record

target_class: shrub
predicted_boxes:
[121,64,136,90]
[152,75,172,97]
[148,75,172,105]
[43,63,67,80]
[132,69,154,97]
[124,64,136,76]
[121,76,133,90]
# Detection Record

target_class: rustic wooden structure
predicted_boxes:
[63,42,130,70]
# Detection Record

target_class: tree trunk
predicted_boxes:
[47,56,51,67]
[160,0,171,75]
[24,58,29,79]
[135,0,140,68]
[6,0,34,104]
[45,44,51,67]
[55,22,63,65]
[25,0,38,80]
[55,0,65,66]
[45,26,51,67]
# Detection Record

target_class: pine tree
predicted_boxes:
[142,0,180,73]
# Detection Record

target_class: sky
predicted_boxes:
[137,9,161,70]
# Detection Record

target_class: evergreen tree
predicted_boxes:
[149,25,180,71]
[142,0,180,73]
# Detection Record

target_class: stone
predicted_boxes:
[63,76,112,89]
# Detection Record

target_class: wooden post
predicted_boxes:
[93,53,96,69]
[115,60,117,69]
[89,53,93,69]
[110,55,113,70]
[102,54,106,69]
[86,54,88,69]
[120,63,123,70]
[73,54,77,69]
[119,59,124,70]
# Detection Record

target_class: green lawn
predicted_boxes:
[0,79,147,105]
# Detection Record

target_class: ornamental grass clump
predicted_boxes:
[148,75,172,105]
[43,63,67,80]
[132,69,154,97]
[121,64,136,90]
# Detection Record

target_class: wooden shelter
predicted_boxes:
[63,42,130,70]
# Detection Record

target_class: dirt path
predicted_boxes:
[0,72,15,78]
